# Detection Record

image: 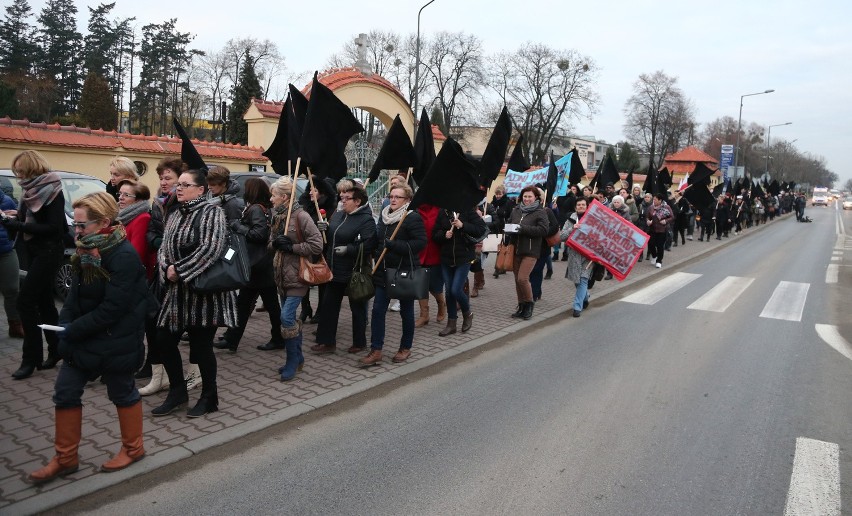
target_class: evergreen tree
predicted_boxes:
[616,142,641,173]
[37,0,82,116]
[83,2,117,78]
[0,0,39,76]
[78,72,116,130]
[227,49,262,145]
[0,80,19,117]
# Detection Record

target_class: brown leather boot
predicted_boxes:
[470,281,479,298]
[438,318,457,337]
[474,271,485,291]
[27,407,82,484]
[415,299,430,327]
[102,401,145,472]
[434,293,447,322]
[461,311,474,332]
[8,319,24,338]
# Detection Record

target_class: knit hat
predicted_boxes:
[612,195,625,204]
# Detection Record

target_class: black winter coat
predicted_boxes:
[210,179,245,222]
[373,210,426,288]
[507,205,550,258]
[325,204,377,283]
[231,203,274,287]
[59,239,149,374]
[432,208,488,266]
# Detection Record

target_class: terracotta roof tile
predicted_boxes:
[251,98,284,119]
[0,117,266,161]
[300,67,409,107]
[662,146,719,165]
[431,124,446,142]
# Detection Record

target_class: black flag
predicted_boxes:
[299,72,365,180]
[588,168,602,191]
[545,154,558,206]
[411,137,481,212]
[625,169,634,191]
[507,133,531,172]
[568,149,586,185]
[598,153,621,188]
[287,84,309,161]
[262,95,292,175]
[477,106,512,188]
[688,162,715,186]
[684,184,715,211]
[368,114,416,184]
[173,118,207,173]
[413,108,436,186]
[642,165,657,194]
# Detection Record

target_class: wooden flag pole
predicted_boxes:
[288,160,292,179]
[371,210,410,275]
[284,157,301,231]
[305,167,327,243]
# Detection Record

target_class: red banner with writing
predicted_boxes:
[565,199,649,281]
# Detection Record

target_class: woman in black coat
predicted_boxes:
[433,206,487,336]
[214,178,283,353]
[27,192,149,485]
[359,184,426,367]
[1,151,67,380]
[311,184,377,355]
[297,176,337,323]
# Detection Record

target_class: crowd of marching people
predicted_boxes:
[1,147,801,485]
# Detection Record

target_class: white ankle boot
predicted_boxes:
[184,363,202,390]
[138,364,169,396]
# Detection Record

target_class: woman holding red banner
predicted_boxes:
[646,193,674,269]
[505,186,549,320]
[560,198,594,317]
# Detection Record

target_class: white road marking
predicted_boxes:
[687,276,754,312]
[830,257,840,261]
[620,272,701,305]
[784,437,840,516]
[759,281,809,321]
[815,324,852,361]
[826,265,839,284]
[832,251,843,256]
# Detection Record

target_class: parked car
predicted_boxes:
[843,196,852,210]
[0,169,106,299]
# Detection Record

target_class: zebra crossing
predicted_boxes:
[621,272,811,322]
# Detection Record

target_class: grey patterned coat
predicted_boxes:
[156,200,237,332]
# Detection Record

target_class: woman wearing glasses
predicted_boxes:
[359,184,426,366]
[27,191,149,484]
[311,185,376,355]
[1,151,67,380]
[151,169,237,418]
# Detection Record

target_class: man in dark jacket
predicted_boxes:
[206,166,245,222]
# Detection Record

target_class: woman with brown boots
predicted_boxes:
[415,203,446,327]
[28,192,150,484]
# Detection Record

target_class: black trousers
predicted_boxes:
[223,284,282,347]
[159,326,217,394]
[18,245,62,365]
[650,232,667,264]
[315,281,367,348]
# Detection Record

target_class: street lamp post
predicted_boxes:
[765,122,792,176]
[734,89,775,178]
[413,0,436,120]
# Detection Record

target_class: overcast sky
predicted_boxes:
[28,0,852,186]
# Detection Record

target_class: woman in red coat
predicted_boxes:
[415,203,447,327]
[116,180,155,279]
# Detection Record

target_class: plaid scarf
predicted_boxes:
[71,224,126,284]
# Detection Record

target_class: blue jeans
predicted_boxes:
[279,295,302,328]
[370,285,415,351]
[442,262,471,319]
[53,361,139,409]
[573,276,590,312]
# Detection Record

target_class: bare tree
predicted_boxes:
[197,48,230,127]
[655,93,697,161]
[421,31,484,135]
[624,70,688,169]
[223,37,280,98]
[490,42,599,163]
[698,115,739,158]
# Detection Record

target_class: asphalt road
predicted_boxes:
[58,204,852,515]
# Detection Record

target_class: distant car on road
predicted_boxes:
[843,196,852,210]
[1,169,106,299]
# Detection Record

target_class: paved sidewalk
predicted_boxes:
[0,221,782,514]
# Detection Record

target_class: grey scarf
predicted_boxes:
[117,201,149,226]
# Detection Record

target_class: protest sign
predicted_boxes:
[504,166,549,196]
[565,199,649,281]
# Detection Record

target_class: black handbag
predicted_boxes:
[191,228,251,294]
[346,243,375,303]
[384,244,429,301]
